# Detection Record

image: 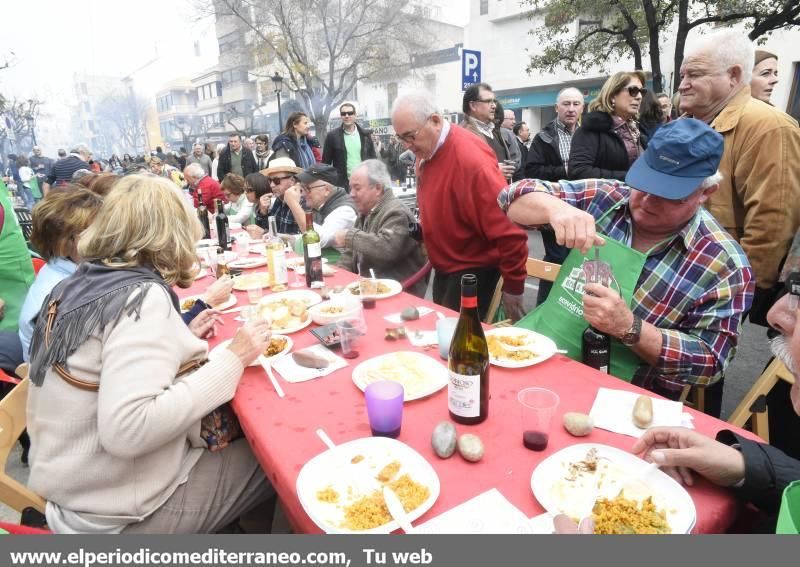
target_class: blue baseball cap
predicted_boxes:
[625,118,724,200]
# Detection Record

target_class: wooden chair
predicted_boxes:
[727,358,795,443]
[0,365,46,515]
[485,258,561,325]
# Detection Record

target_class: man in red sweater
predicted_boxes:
[184,163,226,213]
[391,91,528,321]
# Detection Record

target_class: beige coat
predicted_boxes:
[707,87,800,289]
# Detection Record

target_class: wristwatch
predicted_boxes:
[621,315,642,346]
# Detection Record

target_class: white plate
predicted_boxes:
[531,443,697,534]
[296,436,440,534]
[287,256,328,269]
[484,327,558,368]
[345,278,403,300]
[352,351,448,402]
[307,299,361,325]
[229,257,268,270]
[258,290,321,334]
[232,272,271,291]
[179,294,237,313]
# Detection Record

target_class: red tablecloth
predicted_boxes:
[182,251,756,534]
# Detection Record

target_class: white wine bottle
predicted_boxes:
[265,216,288,291]
[448,274,489,425]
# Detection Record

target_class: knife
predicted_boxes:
[383,486,415,534]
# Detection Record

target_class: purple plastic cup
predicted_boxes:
[364,381,404,438]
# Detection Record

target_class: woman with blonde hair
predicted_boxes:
[26,175,273,533]
[220,173,254,225]
[18,188,104,361]
[568,70,649,180]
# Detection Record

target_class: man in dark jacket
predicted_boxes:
[524,87,585,304]
[512,122,530,181]
[322,103,376,190]
[216,133,258,181]
[47,144,92,187]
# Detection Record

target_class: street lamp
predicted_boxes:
[271,72,283,133]
[25,112,37,147]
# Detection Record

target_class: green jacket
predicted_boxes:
[0,180,35,332]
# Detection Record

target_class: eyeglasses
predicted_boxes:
[303,183,328,192]
[477,98,498,105]
[269,175,293,185]
[341,111,355,117]
[397,116,432,143]
[626,86,647,97]
[787,272,800,311]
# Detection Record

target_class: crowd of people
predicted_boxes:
[0,28,798,534]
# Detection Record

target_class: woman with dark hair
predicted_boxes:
[220,173,253,225]
[637,89,665,140]
[243,172,272,238]
[271,112,315,169]
[568,70,649,181]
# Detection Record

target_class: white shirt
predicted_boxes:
[224,193,254,225]
[314,206,357,249]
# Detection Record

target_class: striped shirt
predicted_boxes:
[499,178,754,394]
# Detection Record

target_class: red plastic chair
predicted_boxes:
[0,369,20,386]
[31,258,45,275]
[0,521,51,534]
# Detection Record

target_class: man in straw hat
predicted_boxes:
[260,157,303,234]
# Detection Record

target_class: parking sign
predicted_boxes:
[461,49,481,91]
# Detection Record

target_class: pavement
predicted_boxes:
[0,231,775,525]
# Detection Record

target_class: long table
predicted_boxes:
[181,249,755,534]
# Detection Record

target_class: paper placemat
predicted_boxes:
[414,489,533,534]
[383,307,434,324]
[589,387,693,438]
[270,345,348,383]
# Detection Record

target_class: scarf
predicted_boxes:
[255,149,273,171]
[612,116,643,166]
[28,261,178,386]
[314,186,357,225]
[296,136,315,169]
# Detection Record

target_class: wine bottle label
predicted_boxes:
[461,296,477,308]
[268,249,288,284]
[448,371,481,418]
[306,242,322,257]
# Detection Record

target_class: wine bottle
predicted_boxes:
[582,326,610,373]
[265,216,288,290]
[302,211,324,288]
[448,274,489,425]
[197,190,211,240]
[215,198,229,251]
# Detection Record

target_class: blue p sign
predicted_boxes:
[462,49,481,91]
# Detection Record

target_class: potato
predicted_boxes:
[632,395,654,429]
[563,412,594,437]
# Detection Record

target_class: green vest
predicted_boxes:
[0,180,35,332]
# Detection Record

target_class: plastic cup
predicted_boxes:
[436,317,459,360]
[518,388,560,451]
[364,381,404,438]
[246,284,263,304]
[336,318,363,359]
[235,233,250,256]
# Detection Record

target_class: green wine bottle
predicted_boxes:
[302,211,324,288]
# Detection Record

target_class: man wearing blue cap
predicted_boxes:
[499,119,754,407]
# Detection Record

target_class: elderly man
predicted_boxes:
[183,163,225,214]
[283,164,356,255]
[460,83,516,181]
[679,29,800,326]
[656,93,673,123]
[259,157,303,235]
[48,144,92,187]
[525,86,586,305]
[322,102,377,190]
[216,133,258,181]
[392,91,528,321]
[501,119,754,407]
[334,159,427,297]
[557,250,800,534]
[185,143,212,176]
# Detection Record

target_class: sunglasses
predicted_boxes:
[341,111,355,116]
[626,86,647,97]
[787,272,800,311]
[269,175,293,185]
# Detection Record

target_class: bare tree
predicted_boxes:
[94,92,150,154]
[198,0,429,140]
[0,98,43,154]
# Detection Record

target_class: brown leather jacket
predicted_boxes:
[706,87,800,289]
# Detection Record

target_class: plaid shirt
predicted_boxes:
[499,178,754,394]
[269,198,301,235]
[555,119,573,164]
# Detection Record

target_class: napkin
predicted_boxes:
[589,387,694,438]
[414,489,533,534]
[407,330,438,347]
[383,306,434,324]
[270,345,348,383]
[528,513,555,534]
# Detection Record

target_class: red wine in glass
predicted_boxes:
[523,430,549,451]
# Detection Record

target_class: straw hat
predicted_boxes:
[261,157,302,177]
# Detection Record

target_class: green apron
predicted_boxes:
[28,177,42,199]
[516,205,656,381]
[0,180,35,332]
[776,481,800,534]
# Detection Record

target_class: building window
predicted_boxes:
[788,62,800,122]
[480,0,488,15]
[194,41,201,57]
[83,102,91,112]
[197,82,222,101]
[80,82,88,95]
[221,68,249,87]
[157,94,174,113]
[87,120,94,132]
